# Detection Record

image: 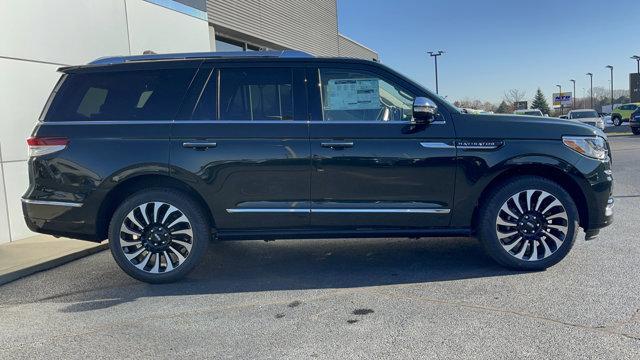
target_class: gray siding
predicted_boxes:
[206,0,339,56]
[338,34,378,61]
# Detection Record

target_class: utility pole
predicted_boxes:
[586,73,593,109]
[556,84,563,115]
[606,65,614,113]
[427,51,444,94]
[570,79,576,109]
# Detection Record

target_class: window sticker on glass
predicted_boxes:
[326,79,380,110]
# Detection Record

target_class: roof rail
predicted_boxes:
[89,50,314,65]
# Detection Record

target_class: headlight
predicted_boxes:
[562,136,608,160]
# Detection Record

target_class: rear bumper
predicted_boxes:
[22,199,102,241]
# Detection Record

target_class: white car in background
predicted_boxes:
[514,109,544,116]
[567,109,605,130]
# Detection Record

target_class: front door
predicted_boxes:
[170,62,310,232]
[308,64,457,230]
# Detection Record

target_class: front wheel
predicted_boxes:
[108,189,210,283]
[632,127,640,135]
[477,177,578,270]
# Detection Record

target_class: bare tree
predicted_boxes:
[503,89,527,110]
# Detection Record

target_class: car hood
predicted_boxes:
[455,113,606,140]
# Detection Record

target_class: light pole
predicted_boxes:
[556,84,563,115]
[632,55,640,74]
[606,65,614,114]
[586,73,593,109]
[570,79,576,109]
[427,50,444,94]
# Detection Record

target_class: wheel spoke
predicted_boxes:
[171,228,193,237]
[503,237,522,252]
[513,240,529,259]
[540,236,552,257]
[124,246,145,260]
[126,212,144,231]
[161,205,179,226]
[543,230,563,248]
[140,203,151,227]
[167,214,188,229]
[153,202,162,223]
[547,224,568,231]
[171,239,193,252]
[535,191,551,211]
[120,223,141,237]
[526,190,534,211]
[500,203,519,220]
[498,230,518,239]
[168,246,186,265]
[511,193,525,216]
[541,199,562,216]
[529,240,538,261]
[135,252,152,270]
[497,217,517,227]
[150,253,160,274]
[163,251,174,272]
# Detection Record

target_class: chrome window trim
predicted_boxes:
[22,198,83,208]
[39,120,446,125]
[226,208,450,214]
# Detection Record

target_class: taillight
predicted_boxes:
[27,137,69,157]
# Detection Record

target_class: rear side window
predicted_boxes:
[218,68,293,121]
[42,68,196,121]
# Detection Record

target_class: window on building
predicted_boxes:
[319,68,414,122]
[215,36,244,52]
[219,68,293,121]
[42,68,196,121]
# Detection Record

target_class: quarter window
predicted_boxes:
[219,68,294,121]
[319,68,415,122]
[42,68,196,121]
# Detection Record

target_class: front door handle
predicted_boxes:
[321,141,354,149]
[182,142,217,150]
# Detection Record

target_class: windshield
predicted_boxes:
[523,110,542,116]
[570,110,598,119]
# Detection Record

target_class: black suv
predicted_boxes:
[23,51,614,283]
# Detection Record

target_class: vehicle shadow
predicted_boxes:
[45,237,525,313]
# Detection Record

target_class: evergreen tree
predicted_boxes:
[495,101,511,114]
[531,88,551,115]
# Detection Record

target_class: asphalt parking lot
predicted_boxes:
[1,135,639,359]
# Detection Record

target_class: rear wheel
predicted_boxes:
[477,176,578,270]
[632,127,640,135]
[108,189,210,283]
[612,116,622,126]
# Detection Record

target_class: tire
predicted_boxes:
[477,176,579,271]
[108,188,210,283]
[612,116,622,126]
[632,127,640,135]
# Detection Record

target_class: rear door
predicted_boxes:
[307,63,457,230]
[170,61,310,232]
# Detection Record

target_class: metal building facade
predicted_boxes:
[206,0,377,60]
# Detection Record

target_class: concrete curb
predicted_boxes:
[0,242,108,286]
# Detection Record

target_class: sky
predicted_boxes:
[337,0,640,104]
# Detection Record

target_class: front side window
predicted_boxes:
[219,68,293,121]
[43,68,196,121]
[319,68,414,122]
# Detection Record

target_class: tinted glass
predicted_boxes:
[215,37,244,52]
[219,68,293,121]
[319,68,414,121]
[570,110,598,119]
[43,69,196,121]
[191,70,217,120]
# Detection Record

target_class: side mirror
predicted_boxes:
[413,97,438,123]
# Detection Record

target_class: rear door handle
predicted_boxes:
[321,141,354,149]
[182,142,217,150]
